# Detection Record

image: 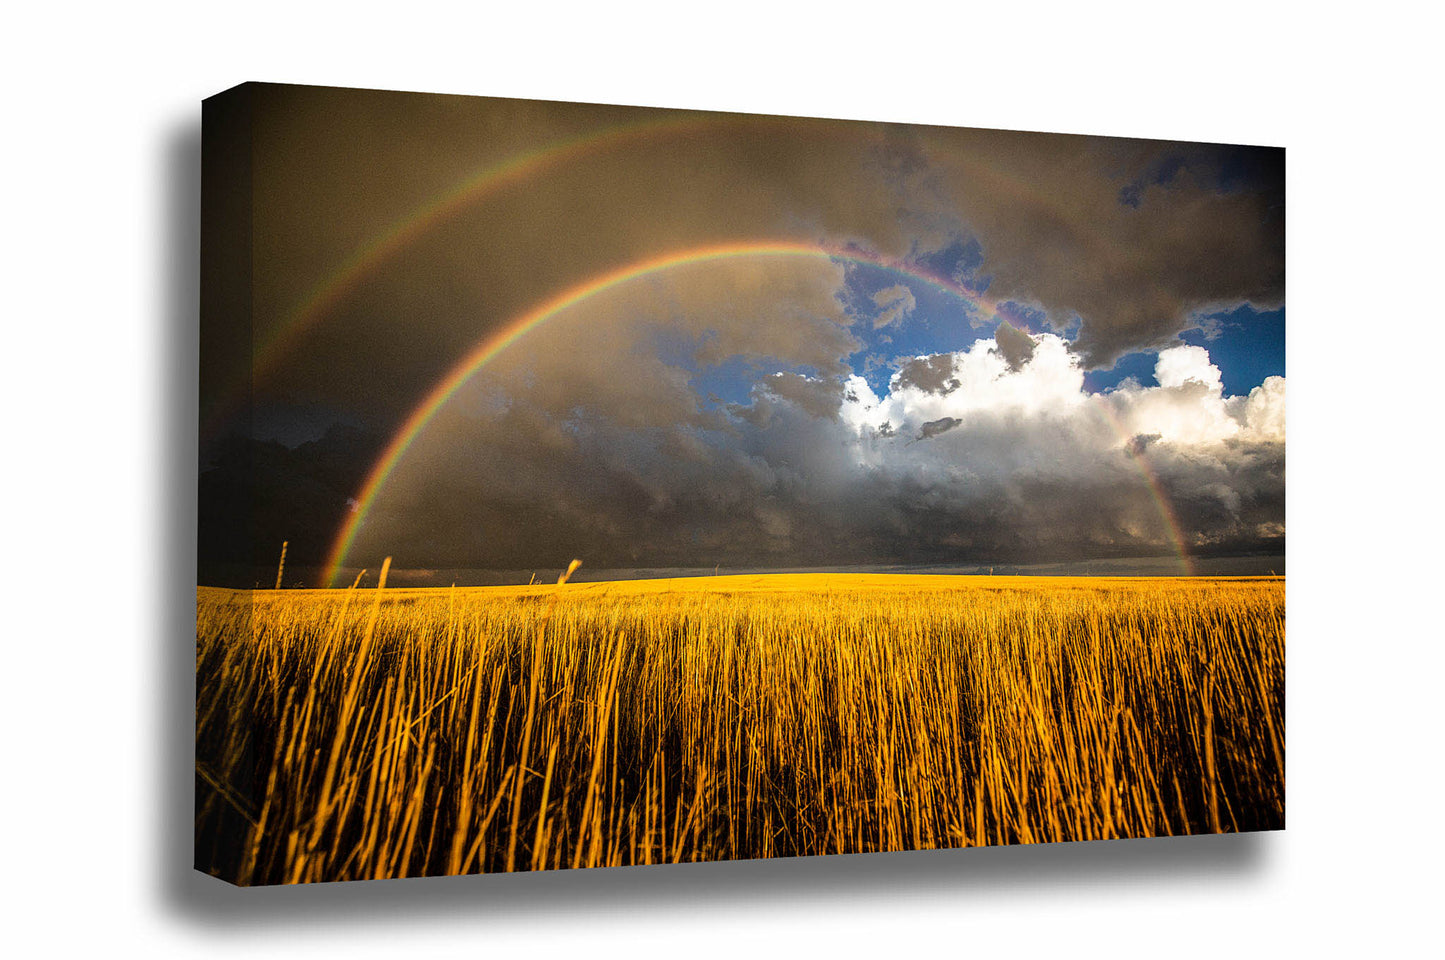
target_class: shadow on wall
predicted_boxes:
[155,108,1274,933]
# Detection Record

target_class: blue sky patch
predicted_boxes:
[1180,304,1284,395]
[1083,351,1161,393]
[1082,304,1284,397]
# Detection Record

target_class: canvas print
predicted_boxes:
[197,82,1284,885]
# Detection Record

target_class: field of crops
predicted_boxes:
[195,572,1284,885]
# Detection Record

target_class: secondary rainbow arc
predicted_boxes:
[201,110,1067,444]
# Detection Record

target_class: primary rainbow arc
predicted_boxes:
[324,239,1192,586]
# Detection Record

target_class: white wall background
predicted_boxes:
[2,2,1438,955]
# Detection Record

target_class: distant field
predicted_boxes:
[195,574,1284,885]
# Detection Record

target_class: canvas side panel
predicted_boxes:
[196,83,257,884]
[198,84,257,586]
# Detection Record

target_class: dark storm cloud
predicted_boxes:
[914,417,961,442]
[352,381,1284,573]
[762,373,846,420]
[206,84,1285,580]
[894,354,960,395]
[339,325,1285,576]
[992,321,1037,372]
[913,127,1284,367]
[245,84,920,425]
[243,85,1282,427]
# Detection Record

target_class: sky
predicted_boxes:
[199,83,1284,586]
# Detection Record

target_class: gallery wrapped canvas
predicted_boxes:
[197,82,1284,885]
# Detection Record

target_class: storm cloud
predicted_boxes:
[992,321,1037,372]
[894,354,961,395]
[344,313,1285,575]
[203,84,1285,582]
[913,128,1285,367]
[235,85,1283,424]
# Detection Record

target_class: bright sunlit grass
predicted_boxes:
[195,573,1284,884]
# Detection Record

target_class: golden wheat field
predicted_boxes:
[194,572,1284,885]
